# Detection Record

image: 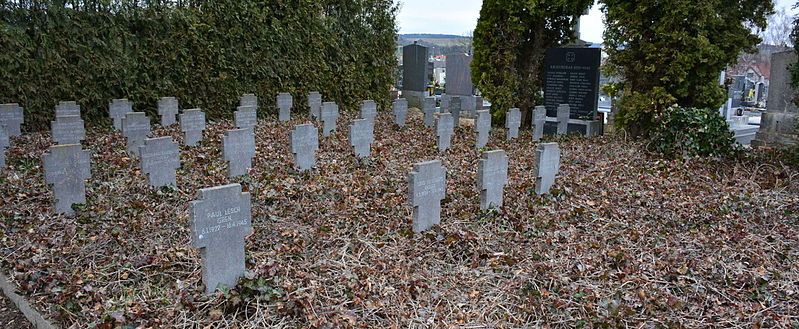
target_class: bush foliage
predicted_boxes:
[649,106,739,158]
[0,0,398,131]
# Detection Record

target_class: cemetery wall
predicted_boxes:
[0,0,398,131]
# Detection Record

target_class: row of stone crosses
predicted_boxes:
[0,93,565,294]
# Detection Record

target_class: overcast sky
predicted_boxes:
[395,0,798,43]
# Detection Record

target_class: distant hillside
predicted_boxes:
[399,33,466,39]
[398,34,472,56]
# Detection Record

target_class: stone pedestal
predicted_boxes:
[403,90,426,109]
[752,51,799,148]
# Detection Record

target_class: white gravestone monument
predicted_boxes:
[475,110,491,148]
[535,142,561,195]
[55,101,80,117]
[140,136,180,187]
[436,113,455,152]
[223,128,256,178]
[109,99,132,130]
[360,100,377,122]
[308,92,322,119]
[235,106,257,130]
[290,124,319,171]
[180,109,206,146]
[393,98,408,127]
[349,119,374,158]
[477,150,508,210]
[506,108,521,140]
[158,97,179,126]
[51,115,86,145]
[277,93,293,121]
[320,102,339,136]
[240,94,258,108]
[43,144,91,215]
[408,160,446,232]
[122,112,151,156]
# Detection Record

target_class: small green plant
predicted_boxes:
[648,106,739,158]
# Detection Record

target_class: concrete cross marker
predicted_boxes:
[290,124,319,171]
[189,183,253,294]
[0,103,24,137]
[557,104,570,134]
[42,144,91,215]
[235,106,257,130]
[436,113,455,152]
[180,109,206,146]
[139,136,180,187]
[422,97,436,127]
[308,92,322,119]
[51,115,86,145]
[535,142,561,195]
[450,96,462,127]
[0,125,9,168]
[55,101,80,117]
[109,99,133,130]
[349,119,374,158]
[277,93,293,121]
[477,150,508,210]
[440,95,451,113]
[320,102,339,136]
[533,106,546,141]
[393,98,408,127]
[506,108,521,140]
[475,110,491,148]
[158,97,179,126]
[223,128,256,178]
[122,112,151,156]
[360,100,377,122]
[408,160,446,232]
[240,94,258,108]
[461,96,476,118]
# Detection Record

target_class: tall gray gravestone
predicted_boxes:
[535,143,561,195]
[42,144,91,215]
[235,106,257,130]
[122,112,151,156]
[460,96,477,118]
[349,119,374,158]
[477,150,508,210]
[321,102,339,136]
[752,51,799,147]
[140,136,180,187]
[408,160,446,233]
[55,101,80,117]
[450,96,462,127]
[308,92,322,119]
[533,106,546,141]
[557,104,570,134]
[402,43,429,108]
[0,125,9,168]
[223,128,256,178]
[506,108,521,140]
[422,97,436,127]
[290,124,319,171]
[0,103,24,137]
[240,94,258,108]
[189,183,253,294]
[180,109,206,146]
[277,93,293,121]
[436,113,455,152]
[446,53,474,96]
[360,100,377,122]
[393,98,408,127]
[51,115,86,145]
[475,110,491,148]
[109,99,132,130]
[158,97,179,126]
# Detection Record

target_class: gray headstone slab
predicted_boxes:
[506,108,521,140]
[55,101,80,117]
[0,124,8,168]
[158,97,179,126]
[308,92,322,119]
[535,142,561,195]
[223,128,256,178]
[475,110,491,148]
[277,93,293,121]
[422,97,436,127]
[180,109,206,146]
[440,95,451,113]
[0,103,24,137]
[436,113,455,152]
[139,136,180,187]
[122,112,151,156]
[109,99,132,130]
[450,96,462,126]
[393,98,408,127]
[240,94,258,108]
[445,53,474,96]
[291,124,319,171]
[408,160,446,232]
[533,106,546,141]
[557,104,570,134]
[235,106,257,130]
[321,102,339,136]
[477,150,508,210]
[42,144,91,215]
[51,115,86,145]
[360,100,377,122]
[189,183,253,294]
[460,96,476,118]
[349,119,374,158]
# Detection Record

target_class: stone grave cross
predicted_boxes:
[109,99,132,130]
[506,108,521,140]
[320,102,339,136]
[475,110,491,148]
[360,100,377,122]
[450,96,462,126]
[349,119,374,158]
[393,98,408,127]
[533,106,546,141]
[557,104,570,134]
[122,112,151,156]
[535,142,561,194]
[240,94,258,108]
[408,160,446,232]
[189,183,252,294]
[0,124,9,168]
[140,136,180,187]
[0,103,24,137]
[158,97,179,126]
[43,144,91,215]
[436,113,455,152]
[290,124,319,171]
[180,109,206,146]
[223,128,256,177]
[308,92,322,119]
[235,106,257,130]
[477,150,508,210]
[51,115,86,145]
[55,101,80,117]
[277,93,293,121]
[422,97,436,127]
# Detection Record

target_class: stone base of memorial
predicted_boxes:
[402,90,426,109]
[544,119,603,136]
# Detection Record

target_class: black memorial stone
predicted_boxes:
[403,43,428,92]
[544,47,601,120]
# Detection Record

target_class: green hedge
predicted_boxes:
[0,0,398,132]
